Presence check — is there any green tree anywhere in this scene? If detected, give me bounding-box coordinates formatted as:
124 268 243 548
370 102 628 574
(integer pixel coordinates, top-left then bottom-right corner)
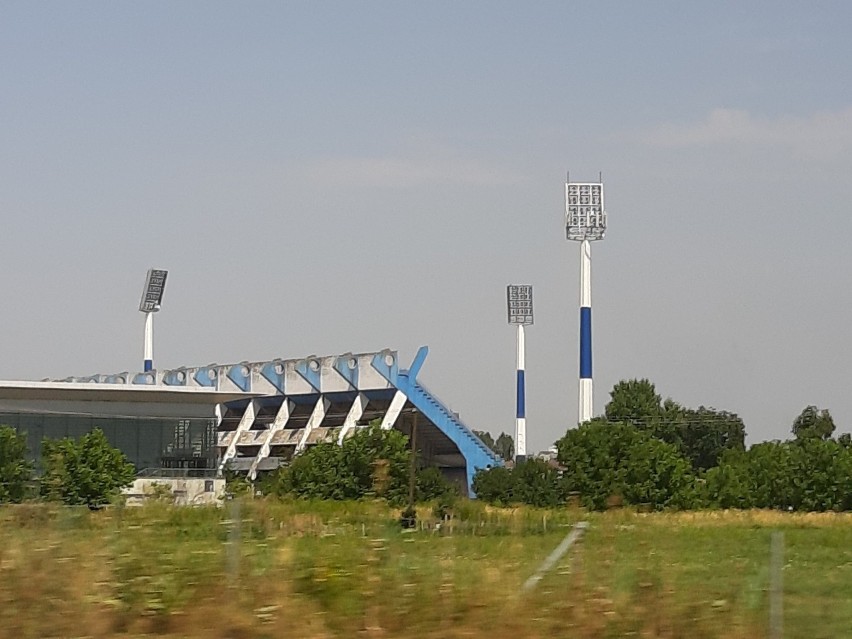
473 430 514 462
705 439 852 512
737 441 795 510
0 425 34 503
621 436 697 509
510 458 565 507
556 419 696 510
40 428 135 507
674 407 746 472
604 379 663 424
494 432 515 462
786 438 852 511
556 418 639 510
792 405 836 441
703 449 753 509
604 381 746 473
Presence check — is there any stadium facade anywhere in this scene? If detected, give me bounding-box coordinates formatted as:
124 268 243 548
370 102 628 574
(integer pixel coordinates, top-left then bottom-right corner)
0 347 501 495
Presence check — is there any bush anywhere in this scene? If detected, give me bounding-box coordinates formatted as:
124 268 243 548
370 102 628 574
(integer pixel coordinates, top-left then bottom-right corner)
705 439 852 511
0 425 34 503
511 459 566 507
40 428 136 507
416 466 458 502
556 419 697 510
472 459 565 508
471 466 515 505
621 436 698 509
264 424 412 504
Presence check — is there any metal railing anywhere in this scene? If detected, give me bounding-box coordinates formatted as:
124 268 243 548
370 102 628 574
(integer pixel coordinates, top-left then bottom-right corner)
136 467 220 478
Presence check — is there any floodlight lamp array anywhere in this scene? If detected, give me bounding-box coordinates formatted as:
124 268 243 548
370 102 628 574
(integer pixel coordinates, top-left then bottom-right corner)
566 182 606 242
139 269 168 313
507 285 534 325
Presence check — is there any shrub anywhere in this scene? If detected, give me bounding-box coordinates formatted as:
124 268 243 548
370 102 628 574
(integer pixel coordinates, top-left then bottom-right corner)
0 425 34 503
556 419 697 510
264 424 412 504
40 428 135 507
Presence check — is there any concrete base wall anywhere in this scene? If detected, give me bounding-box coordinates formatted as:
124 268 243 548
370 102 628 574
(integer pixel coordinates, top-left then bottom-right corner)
124 477 226 506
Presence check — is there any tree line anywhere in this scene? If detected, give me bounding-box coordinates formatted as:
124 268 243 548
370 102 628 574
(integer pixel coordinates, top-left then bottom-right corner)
473 379 852 511
0 421 457 510
3 382 849 512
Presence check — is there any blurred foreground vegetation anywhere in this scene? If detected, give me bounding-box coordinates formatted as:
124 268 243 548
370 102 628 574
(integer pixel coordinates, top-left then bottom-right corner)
0 500 849 639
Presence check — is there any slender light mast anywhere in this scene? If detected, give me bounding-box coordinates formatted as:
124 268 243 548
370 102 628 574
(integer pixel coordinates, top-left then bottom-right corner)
507 284 533 461
139 268 168 372
566 176 607 424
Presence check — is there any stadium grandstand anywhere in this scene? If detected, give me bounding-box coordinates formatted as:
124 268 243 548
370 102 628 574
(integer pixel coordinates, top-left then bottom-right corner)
0 346 501 495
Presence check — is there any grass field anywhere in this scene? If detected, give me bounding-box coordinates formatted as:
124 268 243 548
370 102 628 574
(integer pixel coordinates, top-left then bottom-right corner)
0 501 849 638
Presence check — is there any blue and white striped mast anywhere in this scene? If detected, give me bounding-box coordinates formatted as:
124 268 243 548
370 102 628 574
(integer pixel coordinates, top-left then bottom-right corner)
143 312 154 372
507 285 533 461
139 269 168 373
566 175 606 424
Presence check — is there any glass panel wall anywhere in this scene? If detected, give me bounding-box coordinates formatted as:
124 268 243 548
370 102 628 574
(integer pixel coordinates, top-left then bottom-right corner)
0 412 217 472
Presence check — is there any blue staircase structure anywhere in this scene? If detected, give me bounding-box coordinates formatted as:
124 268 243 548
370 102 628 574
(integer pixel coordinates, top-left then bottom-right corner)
376 347 504 493
209 345 504 496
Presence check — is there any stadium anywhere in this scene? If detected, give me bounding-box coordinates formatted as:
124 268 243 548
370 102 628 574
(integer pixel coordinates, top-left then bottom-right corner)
0 346 501 496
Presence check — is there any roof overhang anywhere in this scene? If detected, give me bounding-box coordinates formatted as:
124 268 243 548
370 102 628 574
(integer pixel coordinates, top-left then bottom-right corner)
0 380 257 405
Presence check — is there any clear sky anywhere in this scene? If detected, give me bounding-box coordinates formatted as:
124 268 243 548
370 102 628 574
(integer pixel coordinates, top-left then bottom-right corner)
2 2 851 450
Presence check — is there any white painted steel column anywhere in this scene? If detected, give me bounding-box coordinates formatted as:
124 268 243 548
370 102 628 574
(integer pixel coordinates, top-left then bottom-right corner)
218 399 258 473
380 390 407 430
143 312 154 372
515 323 527 461
338 393 368 443
249 399 292 480
579 239 593 424
296 396 330 452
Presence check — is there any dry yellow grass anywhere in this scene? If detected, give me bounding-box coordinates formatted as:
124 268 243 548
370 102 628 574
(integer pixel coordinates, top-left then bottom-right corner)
0 501 848 638
639 508 852 528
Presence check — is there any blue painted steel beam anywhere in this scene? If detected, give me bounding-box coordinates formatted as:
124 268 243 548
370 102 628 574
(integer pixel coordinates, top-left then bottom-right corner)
295 359 322 392
516 369 526 418
580 306 592 379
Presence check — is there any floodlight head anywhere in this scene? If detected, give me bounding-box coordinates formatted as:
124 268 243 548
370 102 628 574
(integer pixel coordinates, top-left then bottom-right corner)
566 181 606 242
139 268 168 313
507 284 534 325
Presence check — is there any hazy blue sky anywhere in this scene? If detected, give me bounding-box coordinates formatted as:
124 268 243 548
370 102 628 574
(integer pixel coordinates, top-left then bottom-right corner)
2 2 851 450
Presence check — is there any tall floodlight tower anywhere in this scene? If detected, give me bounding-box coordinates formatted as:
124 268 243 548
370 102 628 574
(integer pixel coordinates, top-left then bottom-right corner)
139 268 168 372
507 284 533 462
566 177 607 424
